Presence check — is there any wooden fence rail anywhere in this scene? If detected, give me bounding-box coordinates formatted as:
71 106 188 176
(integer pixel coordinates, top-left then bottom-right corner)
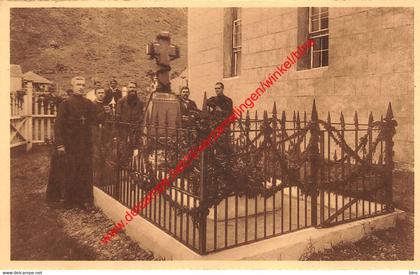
10 82 57 150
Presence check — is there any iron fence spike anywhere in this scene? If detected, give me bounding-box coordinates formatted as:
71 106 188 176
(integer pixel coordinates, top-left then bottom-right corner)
386 102 394 120
202 91 208 113
281 110 286 126
311 99 318 121
340 112 345 128
368 112 374 126
272 101 277 115
354 111 359 127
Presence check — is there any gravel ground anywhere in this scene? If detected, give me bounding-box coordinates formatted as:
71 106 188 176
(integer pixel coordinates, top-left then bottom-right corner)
301 217 414 261
11 146 158 260
59 207 158 260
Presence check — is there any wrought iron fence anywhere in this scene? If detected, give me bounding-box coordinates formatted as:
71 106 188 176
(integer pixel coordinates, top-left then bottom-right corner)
94 100 396 255
96 114 204 253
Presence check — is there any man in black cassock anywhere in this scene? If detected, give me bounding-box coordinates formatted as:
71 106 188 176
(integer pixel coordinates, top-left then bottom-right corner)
46 76 97 209
178 86 199 126
91 87 112 187
207 82 233 120
207 82 234 153
92 87 112 124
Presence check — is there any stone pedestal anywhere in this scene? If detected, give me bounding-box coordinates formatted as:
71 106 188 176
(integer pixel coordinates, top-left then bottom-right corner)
166 181 305 222
147 92 181 133
207 187 305 221
166 183 380 223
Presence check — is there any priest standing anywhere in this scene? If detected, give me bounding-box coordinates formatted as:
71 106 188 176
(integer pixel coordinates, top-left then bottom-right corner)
48 76 97 209
207 82 233 120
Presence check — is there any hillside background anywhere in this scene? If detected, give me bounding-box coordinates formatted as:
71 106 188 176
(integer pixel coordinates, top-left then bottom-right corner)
10 8 188 95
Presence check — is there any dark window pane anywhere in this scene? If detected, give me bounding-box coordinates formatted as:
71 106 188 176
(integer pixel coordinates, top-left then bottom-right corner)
311 14 320 20
232 53 237 76
233 32 238 48
313 37 321 50
311 7 320 15
313 51 321 68
233 7 239 20
311 19 319 32
321 36 328 50
237 51 241 75
321 17 328 29
322 50 328 66
321 7 328 13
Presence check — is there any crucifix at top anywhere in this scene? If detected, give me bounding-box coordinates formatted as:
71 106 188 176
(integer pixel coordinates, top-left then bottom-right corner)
80 114 87 125
146 31 180 93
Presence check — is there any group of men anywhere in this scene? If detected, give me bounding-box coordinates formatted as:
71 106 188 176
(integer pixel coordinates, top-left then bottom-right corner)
46 76 233 210
46 76 145 209
179 82 233 123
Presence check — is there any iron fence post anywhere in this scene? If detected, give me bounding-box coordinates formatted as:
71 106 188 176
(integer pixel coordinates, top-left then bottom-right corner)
384 102 396 211
198 148 208 255
309 100 320 226
113 135 121 200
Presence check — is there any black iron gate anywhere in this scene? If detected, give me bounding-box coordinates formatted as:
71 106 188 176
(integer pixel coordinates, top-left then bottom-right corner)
94 100 396 255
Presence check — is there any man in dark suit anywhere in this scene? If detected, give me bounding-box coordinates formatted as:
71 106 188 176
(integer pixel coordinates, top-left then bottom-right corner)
115 81 145 124
115 81 145 161
178 86 198 126
104 79 122 106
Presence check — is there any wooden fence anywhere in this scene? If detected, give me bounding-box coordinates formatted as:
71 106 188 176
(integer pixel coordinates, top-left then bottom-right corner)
10 82 57 150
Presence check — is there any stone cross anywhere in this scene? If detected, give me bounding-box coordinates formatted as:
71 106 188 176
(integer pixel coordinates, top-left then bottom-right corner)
146 31 180 93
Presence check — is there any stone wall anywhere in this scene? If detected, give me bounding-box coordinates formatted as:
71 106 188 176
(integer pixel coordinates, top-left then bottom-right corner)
188 7 414 171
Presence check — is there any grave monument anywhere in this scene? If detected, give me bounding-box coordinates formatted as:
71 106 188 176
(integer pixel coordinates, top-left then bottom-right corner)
145 31 181 129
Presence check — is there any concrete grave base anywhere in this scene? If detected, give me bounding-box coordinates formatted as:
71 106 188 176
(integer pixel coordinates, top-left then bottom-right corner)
94 186 406 260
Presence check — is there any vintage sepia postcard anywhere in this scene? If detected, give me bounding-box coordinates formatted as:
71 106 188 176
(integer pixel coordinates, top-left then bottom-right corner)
0 0 418 272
